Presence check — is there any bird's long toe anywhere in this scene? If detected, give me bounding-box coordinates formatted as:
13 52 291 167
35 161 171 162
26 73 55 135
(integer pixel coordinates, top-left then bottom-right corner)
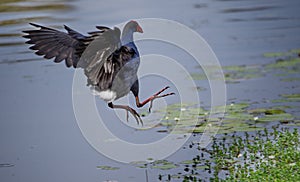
148 90 175 113
127 107 143 125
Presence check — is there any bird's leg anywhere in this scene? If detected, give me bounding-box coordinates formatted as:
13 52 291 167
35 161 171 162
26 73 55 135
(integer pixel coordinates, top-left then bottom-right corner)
135 86 175 112
108 102 143 125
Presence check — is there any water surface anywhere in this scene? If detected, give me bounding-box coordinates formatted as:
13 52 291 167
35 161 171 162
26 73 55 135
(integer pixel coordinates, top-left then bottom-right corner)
0 0 300 181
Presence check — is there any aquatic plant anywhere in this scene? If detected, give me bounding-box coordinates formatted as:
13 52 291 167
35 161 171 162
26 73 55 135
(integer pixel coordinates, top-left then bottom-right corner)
157 126 300 181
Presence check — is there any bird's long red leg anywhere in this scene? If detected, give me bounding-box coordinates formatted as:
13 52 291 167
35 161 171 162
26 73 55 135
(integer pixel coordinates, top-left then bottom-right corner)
108 102 143 125
135 86 175 112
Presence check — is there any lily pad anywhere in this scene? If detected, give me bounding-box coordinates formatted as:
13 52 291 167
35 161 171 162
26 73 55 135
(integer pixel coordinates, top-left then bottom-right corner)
152 160 178 170
190 73 207 80
281 93 300 99
257 113 294 122
265 58 300 69
271 99 293 103
263 52 290 58
263 48 300 58
272 93 300 103
248 108 286 115
286 120 300 126
224 71 263 83
265 109 286 115
222 64 264 83
156 100 296 135
280 77 300 82
225 112 253 120
159 103 208 132
152 164 178 170
180 160 196 165
97 166 120 170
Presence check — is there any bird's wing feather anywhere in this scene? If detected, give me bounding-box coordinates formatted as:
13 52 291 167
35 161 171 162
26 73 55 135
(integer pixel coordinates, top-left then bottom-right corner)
23 23 136 91
97 45 137 90
78 27 124 89
23 23 86 68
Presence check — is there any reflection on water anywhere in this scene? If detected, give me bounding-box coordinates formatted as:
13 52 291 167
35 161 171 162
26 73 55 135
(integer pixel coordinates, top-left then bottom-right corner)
0 0 73 14
221 6 277 13
0 0 74 26
0 0 74 64
227 16 290 22
220 4 291 23
0 163 14 168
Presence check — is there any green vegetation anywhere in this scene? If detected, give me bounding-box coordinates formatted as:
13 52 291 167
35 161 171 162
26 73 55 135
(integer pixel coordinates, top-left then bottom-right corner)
224 128 300 181
152 160 178 170
96 165 120 170
157 100 299 135
191 48 300 84
157 127 300 181
263 48 300 58
151 48 300 181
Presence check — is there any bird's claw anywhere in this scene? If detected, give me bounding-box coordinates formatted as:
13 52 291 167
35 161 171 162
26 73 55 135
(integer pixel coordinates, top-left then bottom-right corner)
126 107 143 125
148 86 175 113
123 86 174 125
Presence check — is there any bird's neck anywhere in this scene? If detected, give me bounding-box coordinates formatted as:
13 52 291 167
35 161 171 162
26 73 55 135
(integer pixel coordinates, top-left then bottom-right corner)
121 31 134 45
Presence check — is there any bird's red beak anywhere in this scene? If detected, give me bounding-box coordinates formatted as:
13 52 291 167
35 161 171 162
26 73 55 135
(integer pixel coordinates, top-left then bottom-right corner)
136 25 143 33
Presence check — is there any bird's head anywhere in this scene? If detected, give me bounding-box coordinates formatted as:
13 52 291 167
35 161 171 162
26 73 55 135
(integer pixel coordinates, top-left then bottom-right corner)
125 20 143 33
121 20 143 45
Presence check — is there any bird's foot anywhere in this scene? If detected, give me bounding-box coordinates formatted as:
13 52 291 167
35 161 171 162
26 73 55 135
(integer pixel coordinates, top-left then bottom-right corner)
149 86 175 112
108 102 143 125
125 106 143 125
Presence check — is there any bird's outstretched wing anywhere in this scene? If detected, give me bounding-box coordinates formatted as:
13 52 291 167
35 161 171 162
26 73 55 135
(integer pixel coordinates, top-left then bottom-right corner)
23 23 132 90
23 23 87 68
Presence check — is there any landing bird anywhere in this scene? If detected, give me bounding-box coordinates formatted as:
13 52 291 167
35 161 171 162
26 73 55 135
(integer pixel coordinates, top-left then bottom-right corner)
23 20 174 125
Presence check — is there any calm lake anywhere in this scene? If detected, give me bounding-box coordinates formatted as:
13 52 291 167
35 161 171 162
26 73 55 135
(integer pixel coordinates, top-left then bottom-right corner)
0 0 300 181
